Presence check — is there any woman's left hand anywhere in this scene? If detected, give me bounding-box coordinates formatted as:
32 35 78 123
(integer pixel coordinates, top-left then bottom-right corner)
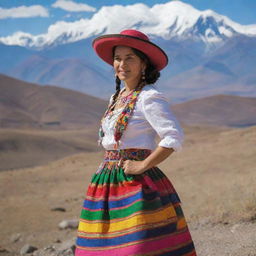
122 160 147 175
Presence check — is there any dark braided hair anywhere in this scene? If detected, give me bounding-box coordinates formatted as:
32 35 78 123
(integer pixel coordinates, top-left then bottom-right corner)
112 75 121 104
111 46 160 107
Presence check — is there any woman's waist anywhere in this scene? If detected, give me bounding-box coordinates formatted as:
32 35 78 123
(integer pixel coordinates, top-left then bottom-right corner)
104 148 152 161
101 138 157 152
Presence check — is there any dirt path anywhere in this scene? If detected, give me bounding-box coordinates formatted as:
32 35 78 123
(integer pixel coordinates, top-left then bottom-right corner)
190 222 256 256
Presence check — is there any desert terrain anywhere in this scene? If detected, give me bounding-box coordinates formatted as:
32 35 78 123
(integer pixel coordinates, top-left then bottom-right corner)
0 124 255 256
1 75 255 255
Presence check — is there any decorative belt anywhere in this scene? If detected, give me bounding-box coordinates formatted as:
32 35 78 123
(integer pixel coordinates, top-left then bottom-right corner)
104 148 152 162
96 148 152 174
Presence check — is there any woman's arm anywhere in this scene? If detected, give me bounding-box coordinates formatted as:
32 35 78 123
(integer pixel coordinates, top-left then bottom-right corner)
123 90 183 175
123 146 174 175
143 146 174 169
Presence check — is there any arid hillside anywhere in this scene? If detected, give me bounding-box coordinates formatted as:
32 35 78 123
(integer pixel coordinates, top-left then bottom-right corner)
174 94 256 127
0 74 107 129
1 74 256 129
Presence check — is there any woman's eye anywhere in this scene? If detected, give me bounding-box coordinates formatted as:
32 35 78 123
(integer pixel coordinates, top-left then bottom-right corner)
114 56 134 62
126 56 134 61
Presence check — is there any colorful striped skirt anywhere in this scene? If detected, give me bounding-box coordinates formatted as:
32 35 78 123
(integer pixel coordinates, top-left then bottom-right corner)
75 148 196 256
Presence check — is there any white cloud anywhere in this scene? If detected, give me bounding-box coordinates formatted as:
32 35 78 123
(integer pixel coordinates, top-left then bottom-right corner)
52 0 96 12
64 14 72 18
0 5 49 19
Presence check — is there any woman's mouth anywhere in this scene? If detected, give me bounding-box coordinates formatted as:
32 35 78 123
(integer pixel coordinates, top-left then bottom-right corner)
118 70 129 74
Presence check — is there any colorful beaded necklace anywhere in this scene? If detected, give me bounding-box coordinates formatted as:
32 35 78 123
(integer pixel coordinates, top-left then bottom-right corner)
98 85 143 150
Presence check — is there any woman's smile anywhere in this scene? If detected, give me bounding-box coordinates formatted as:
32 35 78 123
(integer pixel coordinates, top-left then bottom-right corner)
118 70 130 75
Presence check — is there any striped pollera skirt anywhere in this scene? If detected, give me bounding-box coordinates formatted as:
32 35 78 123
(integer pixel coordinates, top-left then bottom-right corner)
75 148 197 256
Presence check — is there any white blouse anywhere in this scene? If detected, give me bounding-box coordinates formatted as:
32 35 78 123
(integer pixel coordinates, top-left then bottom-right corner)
100 84 184 152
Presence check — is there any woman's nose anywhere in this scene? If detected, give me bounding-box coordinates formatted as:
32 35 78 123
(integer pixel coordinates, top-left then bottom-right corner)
119 60 126 68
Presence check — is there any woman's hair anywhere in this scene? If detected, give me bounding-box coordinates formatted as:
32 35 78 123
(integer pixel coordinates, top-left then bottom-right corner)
111 46 160 104
131 48 160 85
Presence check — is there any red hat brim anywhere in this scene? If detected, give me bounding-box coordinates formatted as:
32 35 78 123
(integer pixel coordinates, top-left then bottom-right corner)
92 34 168 71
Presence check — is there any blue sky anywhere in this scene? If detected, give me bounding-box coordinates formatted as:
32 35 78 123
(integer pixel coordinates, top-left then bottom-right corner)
0 0 255 37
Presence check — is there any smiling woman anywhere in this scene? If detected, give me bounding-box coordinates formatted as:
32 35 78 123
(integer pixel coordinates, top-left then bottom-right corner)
114 46 145 86
74 29 197 256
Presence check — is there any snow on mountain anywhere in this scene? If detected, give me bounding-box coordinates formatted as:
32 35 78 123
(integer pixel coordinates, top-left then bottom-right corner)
143 2 256 43
0 1 255 49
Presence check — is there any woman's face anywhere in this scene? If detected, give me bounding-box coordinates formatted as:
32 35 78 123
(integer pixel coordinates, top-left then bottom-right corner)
113 46 146 84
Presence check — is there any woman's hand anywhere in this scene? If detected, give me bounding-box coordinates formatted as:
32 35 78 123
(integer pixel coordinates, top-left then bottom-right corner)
119 146 174 175
122 160 147 175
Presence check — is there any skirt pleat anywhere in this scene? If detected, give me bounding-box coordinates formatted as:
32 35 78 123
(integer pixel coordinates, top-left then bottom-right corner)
75 149 196 256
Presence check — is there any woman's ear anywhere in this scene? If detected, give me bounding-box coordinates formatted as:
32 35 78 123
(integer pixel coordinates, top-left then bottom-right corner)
143 59 149 71
142 62 146 72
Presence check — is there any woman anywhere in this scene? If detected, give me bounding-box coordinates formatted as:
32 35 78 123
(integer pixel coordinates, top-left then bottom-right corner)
75 29 197 256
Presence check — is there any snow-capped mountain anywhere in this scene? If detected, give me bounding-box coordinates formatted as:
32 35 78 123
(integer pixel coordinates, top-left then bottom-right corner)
1 1 256 50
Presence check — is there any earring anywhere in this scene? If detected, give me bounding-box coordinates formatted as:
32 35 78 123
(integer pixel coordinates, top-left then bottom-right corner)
141 70 145 81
